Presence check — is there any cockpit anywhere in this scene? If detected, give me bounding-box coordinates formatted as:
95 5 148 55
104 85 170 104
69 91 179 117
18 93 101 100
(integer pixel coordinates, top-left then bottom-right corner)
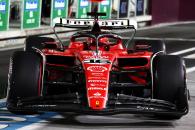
68 31 124 51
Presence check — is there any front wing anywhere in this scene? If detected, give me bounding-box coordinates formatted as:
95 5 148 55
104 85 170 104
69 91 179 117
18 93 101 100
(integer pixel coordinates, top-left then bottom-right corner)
7 93 188 116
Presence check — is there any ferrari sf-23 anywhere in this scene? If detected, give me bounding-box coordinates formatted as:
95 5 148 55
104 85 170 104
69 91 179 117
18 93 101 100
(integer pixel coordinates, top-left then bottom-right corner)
6 12 189 119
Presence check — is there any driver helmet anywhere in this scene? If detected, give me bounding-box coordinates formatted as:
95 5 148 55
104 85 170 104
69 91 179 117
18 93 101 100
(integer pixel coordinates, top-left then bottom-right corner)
99 37 109 44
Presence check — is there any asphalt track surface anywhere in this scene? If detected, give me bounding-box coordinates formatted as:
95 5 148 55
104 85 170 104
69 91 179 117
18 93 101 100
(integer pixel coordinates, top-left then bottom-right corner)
0 23 195 129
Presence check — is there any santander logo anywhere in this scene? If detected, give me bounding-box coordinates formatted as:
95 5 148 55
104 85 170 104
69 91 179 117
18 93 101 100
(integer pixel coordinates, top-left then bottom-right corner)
87 66 108 72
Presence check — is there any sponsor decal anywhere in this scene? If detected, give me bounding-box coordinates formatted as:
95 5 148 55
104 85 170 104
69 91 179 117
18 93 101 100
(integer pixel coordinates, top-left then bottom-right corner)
88 76 106 80
31 105 57 107
91 72 104 76
89 96 105 99
93 92 101 96
88 87 107 90
88 80 107 83
87 66 108 72
90 83 96 86
83 55 109 59
83 51 109 59
90 83 105 87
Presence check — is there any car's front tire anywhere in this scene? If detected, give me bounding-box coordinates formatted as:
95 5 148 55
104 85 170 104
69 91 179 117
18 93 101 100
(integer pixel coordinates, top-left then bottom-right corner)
152 55 188 119
7 51 43 114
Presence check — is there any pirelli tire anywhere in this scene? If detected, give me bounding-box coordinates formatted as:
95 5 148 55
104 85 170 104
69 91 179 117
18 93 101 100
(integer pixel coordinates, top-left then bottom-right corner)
152 55 188 119
134 39 166 54
25 36 55 51
7 51 43 114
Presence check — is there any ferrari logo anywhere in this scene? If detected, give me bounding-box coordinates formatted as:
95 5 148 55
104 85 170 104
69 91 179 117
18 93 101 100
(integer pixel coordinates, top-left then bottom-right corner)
96 101 100 105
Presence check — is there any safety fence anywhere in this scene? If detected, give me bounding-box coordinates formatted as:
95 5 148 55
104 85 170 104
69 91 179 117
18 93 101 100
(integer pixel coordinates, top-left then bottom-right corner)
0 0 151 31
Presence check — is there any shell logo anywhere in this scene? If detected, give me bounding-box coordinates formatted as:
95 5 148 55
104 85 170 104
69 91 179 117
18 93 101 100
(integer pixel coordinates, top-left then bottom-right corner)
87 66 108 72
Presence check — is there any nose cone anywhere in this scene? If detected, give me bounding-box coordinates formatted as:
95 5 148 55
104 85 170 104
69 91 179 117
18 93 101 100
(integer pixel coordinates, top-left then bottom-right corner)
84 64 111 110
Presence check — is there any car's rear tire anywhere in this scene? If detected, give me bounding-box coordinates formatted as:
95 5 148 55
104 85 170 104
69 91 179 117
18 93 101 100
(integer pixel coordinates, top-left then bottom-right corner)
134 39 166 54
7 51 43 114
152 55 188 119
25 36 55 51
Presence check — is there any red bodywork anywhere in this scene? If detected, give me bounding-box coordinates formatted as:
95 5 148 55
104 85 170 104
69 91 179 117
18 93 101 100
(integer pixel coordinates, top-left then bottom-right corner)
42 35 152 110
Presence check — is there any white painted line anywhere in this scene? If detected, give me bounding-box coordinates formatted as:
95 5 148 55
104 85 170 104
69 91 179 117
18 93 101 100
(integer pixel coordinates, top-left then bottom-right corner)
169 47 195 55
138 21 195 31
162 38 195 42
17 123 45 130
187 67 195 73
137 37 195 42
184 53 195 59
0 124 8 129
123 36 195 42
0 116 26 123
169 47 195 73
117 21 195 32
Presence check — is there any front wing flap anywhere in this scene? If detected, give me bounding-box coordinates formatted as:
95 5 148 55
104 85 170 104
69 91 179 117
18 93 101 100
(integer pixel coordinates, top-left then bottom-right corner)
7 94 188 116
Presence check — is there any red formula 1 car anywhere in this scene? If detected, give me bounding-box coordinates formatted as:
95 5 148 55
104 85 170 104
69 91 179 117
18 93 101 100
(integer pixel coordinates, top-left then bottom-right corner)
7 12 189 119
